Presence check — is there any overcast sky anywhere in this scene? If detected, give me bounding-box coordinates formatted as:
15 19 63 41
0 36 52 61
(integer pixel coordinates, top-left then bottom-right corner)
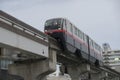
0 0 120 50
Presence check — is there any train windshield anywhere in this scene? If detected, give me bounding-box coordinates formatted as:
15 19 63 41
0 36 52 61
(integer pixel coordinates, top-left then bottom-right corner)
45 19 62 30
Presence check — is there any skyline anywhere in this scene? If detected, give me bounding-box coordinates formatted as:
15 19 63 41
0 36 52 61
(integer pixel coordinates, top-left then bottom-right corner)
0 0 120 49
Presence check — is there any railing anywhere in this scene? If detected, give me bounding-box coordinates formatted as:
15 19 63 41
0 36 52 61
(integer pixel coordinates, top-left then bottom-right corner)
0 14 48 42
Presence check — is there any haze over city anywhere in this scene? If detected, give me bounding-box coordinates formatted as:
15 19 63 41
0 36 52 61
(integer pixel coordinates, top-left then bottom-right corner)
0 0 120 49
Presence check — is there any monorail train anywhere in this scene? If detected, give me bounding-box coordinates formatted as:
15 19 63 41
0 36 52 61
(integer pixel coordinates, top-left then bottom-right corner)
44 18 103 66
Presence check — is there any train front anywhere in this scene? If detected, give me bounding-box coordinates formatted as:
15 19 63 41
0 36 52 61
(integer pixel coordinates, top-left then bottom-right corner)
44 18 64 37
44 18 66 50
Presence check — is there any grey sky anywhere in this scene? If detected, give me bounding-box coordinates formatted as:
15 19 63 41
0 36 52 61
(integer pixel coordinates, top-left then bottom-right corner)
0 0 120 49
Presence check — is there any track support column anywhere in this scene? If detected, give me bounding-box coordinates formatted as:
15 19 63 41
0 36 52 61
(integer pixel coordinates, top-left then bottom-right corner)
8 48 57 80
66 63 90 80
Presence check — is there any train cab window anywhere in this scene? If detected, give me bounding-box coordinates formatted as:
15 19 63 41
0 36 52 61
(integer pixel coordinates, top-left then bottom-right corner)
45 19 62 30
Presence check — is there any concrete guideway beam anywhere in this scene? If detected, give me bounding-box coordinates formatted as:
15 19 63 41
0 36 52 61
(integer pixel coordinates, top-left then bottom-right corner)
0 11 49 59
0 24 48 58
8 48 57 80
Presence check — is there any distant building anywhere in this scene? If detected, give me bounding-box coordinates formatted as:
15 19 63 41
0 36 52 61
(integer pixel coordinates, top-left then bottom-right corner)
102 43 111 52
103 50 120 72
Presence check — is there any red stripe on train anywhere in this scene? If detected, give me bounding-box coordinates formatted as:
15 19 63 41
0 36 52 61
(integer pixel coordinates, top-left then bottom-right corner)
45 29 101 55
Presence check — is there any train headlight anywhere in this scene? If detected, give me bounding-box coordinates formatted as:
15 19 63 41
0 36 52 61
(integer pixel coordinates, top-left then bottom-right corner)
45 30 47 32
58 28 61 30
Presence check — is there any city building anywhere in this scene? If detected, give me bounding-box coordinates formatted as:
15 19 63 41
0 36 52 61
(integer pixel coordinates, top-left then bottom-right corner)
103 49 120 72
102 43 120 72
102 43 111 52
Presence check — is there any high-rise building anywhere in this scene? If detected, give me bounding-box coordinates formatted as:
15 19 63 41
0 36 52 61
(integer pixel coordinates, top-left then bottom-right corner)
103 50 120 72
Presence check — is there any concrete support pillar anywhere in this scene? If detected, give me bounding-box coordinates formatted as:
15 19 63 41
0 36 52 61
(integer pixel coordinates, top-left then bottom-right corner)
91 73 101 80
100 72 109 80
66 63 90 80
8 48 57 80
67 65 80 80
91 71 109 80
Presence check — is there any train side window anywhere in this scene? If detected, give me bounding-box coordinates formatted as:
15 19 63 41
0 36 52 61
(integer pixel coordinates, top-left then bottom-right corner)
81 32 83 40
89 39 91 47
96 45 98 51
84 34 86 42
77 29 79 36
98 46 100 52
63 19 67 30
96 45 97 51
67 22 72 33
91 40 94 48
91 41 93 48
94 44 96 50
63 19 65 29
91 40 92 47
95 43 97 51
73 27 75 35
78 30 80 38
89 39 93 47
94 43 96 49
84 35 87 43
0 48 1 56
70 23 73 33
66 21 70 32
97 45 99 51
77 29 79 37
83 33 85 41
93 42 94 49
74 27 77 36
90 40 93 48
79 31 82 39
